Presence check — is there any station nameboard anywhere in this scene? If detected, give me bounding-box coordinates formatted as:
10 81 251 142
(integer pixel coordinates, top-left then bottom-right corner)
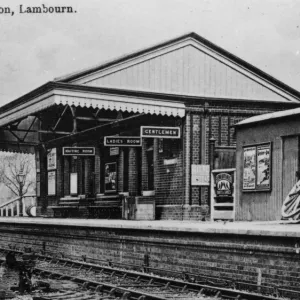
104 136 142 147
140 126 181 139
63 147 95 156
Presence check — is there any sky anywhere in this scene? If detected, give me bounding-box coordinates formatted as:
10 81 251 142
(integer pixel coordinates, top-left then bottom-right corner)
0 0 300 106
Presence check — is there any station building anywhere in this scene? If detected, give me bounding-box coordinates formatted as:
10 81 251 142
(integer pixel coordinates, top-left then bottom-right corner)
0 32 300 220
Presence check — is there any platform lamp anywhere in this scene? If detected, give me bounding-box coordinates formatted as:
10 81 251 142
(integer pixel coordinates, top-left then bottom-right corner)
17 169 25 217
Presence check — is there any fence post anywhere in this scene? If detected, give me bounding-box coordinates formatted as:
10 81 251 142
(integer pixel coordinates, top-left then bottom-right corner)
16 199 20 216
22 197 26 216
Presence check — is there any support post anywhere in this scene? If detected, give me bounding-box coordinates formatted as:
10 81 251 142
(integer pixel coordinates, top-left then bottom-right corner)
208 138 216 213
209 138 216 171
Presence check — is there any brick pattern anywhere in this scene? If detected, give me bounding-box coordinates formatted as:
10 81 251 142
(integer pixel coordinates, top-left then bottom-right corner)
154 138 184 206
63 157 70 196
94 148 101 194
117 149 124 193
128 148 138 196
141 139 149 191
2 223 299 297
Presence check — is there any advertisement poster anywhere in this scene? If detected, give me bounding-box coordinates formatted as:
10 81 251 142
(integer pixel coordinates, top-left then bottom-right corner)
70 173 78 195
243 147 256 190
257 144 271 189
105 162 117 192
47 148 57 170
48 171 56 196
216 172 233 196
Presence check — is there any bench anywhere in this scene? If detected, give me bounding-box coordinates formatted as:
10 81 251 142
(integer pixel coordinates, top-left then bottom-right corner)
48 197 81 218
87 194 123 219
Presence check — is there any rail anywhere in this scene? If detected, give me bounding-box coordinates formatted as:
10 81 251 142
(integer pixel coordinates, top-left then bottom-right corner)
0 194 36 217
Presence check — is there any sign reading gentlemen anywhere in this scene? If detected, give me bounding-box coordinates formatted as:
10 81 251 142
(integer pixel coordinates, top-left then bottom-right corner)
141 126 181 139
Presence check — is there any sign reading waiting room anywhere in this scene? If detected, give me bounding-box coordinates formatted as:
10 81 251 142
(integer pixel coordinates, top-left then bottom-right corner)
140 126 181 139
63 147 95 156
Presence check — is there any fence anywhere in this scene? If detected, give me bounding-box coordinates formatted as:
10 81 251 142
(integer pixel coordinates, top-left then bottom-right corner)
0 194 36 217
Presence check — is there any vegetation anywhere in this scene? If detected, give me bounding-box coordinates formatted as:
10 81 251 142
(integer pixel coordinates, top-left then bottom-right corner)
0 153 36 200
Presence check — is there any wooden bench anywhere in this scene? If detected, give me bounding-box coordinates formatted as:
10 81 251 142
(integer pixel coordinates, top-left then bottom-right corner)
87 194 123 219
48 197 81 218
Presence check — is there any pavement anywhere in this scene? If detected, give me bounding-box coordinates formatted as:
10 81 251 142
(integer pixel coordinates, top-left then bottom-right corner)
0 217 300 237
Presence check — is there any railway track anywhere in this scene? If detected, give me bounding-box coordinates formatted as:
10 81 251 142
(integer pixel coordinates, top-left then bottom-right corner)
0 247 297 300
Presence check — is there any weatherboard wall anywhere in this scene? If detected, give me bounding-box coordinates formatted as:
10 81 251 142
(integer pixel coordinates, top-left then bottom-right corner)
236 116 300 221
74 44 289 103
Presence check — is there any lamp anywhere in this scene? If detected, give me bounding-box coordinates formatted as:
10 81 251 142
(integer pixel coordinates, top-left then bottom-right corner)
17 171 25 185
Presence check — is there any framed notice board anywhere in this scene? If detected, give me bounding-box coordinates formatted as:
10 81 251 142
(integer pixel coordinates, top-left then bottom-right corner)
243 143 271 191
105 162 117 193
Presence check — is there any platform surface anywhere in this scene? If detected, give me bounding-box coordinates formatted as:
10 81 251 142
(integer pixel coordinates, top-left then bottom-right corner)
0 217 300 237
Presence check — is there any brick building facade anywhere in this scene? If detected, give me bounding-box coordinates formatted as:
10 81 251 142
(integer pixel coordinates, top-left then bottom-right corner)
0 32 300 220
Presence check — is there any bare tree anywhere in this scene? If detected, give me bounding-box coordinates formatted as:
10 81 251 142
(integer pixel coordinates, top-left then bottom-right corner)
0 153 36 198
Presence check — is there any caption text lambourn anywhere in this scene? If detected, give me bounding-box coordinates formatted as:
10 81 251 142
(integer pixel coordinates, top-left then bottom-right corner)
0 5 77 16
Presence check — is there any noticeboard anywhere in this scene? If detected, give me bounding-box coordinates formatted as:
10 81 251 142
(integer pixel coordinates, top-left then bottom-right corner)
140 126 181 139
47 148 57 170
191 164 210 186
47 171 56 196
70 173 78 195
243 143 271 191
105 162 117 193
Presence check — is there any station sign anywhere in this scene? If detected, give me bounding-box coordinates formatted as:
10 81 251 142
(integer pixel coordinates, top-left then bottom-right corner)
140 126 181 139
63 147 95 156
104 136 142 147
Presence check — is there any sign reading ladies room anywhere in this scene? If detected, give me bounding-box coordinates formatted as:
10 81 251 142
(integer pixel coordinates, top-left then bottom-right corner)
104 136 142 147
140 126 181 139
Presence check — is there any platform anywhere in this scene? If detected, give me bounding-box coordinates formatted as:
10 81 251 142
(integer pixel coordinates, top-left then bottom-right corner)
0 217 299 238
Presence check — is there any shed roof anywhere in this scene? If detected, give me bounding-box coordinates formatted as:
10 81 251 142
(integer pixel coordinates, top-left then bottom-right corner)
236 107 300 127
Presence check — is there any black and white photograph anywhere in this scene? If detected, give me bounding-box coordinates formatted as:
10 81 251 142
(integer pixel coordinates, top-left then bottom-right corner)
0 0 300 299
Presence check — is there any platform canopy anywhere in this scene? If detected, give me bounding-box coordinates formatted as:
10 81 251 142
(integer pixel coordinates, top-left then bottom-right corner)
0 82 186 153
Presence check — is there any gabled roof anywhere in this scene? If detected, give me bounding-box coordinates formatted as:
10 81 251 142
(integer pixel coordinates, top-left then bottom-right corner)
55 32 300 101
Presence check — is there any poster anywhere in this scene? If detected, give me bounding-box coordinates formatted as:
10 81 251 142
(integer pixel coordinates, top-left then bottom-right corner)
191 164 210 186
70 173 78 195
48 171 56 196
216 172 233 196
243 147 256 190
257 144 271 189
47 148 57 170
105 162 117 192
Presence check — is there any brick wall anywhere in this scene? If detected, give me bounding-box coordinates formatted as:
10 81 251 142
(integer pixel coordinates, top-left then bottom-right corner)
1 222 299 297
128 148 138 196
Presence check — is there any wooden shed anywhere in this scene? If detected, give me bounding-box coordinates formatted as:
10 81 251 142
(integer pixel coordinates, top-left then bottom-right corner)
235 108 300 221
